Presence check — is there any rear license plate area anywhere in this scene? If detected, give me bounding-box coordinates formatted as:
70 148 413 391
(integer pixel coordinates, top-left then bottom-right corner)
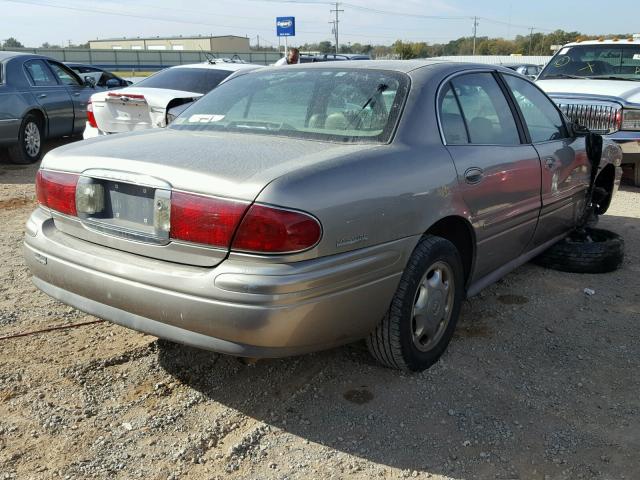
78 178 170 244
104 181 155 232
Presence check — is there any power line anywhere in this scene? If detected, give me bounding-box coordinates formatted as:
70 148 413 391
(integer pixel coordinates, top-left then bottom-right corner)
1 0 276 32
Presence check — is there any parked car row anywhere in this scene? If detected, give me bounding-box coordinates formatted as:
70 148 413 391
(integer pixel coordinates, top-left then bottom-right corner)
24 59 622 371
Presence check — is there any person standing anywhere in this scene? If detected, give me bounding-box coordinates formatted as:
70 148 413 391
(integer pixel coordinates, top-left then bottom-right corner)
275 48 300 66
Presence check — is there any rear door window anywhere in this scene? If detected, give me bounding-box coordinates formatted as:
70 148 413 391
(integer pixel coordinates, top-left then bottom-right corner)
438 83 469 144
24 60 58 86
502 74 568 142
450 73 520 145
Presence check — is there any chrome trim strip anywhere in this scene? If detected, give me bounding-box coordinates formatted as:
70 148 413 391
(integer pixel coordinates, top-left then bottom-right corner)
80 169 172 190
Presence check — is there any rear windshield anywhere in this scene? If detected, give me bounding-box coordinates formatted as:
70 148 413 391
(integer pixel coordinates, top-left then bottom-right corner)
170 68 409 143
539 44 640 81
135 67 232 94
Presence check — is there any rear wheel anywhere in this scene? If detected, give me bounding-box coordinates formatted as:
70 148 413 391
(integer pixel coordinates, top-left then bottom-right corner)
367 236 464 371
8 114 44 165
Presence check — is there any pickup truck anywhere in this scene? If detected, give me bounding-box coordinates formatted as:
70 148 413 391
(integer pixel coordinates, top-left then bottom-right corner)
536 38 640 186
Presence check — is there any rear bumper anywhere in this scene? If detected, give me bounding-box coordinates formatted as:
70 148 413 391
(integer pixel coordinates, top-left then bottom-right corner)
24 208 413 357
82 122 105 139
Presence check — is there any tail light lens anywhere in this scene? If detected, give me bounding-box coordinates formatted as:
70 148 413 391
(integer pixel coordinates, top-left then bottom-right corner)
232 204 322 253
35 170 78 216
86 100 98 129
170 191 248 248
169 192 322 254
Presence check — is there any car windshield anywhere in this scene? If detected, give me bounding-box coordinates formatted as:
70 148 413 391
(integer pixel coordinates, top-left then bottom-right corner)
135 67 233 94
538 44 640 81
169 68 409 144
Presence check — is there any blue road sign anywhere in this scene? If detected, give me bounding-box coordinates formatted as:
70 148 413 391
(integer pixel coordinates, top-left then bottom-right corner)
276 17 295 37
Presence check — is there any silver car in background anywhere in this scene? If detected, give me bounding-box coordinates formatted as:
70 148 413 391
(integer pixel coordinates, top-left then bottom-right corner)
24 61 621 371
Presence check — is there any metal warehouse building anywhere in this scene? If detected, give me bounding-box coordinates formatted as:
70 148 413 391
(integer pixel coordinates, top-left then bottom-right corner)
89 35 250 53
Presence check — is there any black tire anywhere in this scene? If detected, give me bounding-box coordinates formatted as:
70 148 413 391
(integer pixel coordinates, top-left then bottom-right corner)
533 227 624 274
8 114 44 165
367 235 464 372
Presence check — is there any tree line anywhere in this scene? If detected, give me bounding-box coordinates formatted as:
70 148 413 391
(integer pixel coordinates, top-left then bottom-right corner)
2 30 635 57
296 30 636 58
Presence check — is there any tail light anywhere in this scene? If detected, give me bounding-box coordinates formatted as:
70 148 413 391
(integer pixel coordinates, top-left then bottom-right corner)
86 100 97 129
170 192 248 248
36 170 78 216
170 191 322 253
232 204 322 253
35 173 322 255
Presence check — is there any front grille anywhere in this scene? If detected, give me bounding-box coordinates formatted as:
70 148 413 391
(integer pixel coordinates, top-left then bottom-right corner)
556 102 621 134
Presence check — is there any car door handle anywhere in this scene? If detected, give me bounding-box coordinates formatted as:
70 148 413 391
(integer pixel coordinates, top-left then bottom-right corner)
464 167 484 184
38 94 47 99
73 92 81 97
544 156 556 169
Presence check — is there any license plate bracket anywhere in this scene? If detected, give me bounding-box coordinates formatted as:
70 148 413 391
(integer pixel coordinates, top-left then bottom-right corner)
76 172 172 244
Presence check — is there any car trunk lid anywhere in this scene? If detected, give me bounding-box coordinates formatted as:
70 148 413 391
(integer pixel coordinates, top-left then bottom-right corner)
91 87 202 133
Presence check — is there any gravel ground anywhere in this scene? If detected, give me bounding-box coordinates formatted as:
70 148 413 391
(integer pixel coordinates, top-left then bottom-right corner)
1 146 639 479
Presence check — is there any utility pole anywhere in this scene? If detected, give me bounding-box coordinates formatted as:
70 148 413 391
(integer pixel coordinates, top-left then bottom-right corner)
330 2 344 54
257 34 260 50
528 27 534 55
472 16 478 55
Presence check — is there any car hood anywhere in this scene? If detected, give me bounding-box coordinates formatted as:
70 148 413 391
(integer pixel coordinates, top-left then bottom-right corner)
90 87 203 108
537 79 640 106
41 129 379 201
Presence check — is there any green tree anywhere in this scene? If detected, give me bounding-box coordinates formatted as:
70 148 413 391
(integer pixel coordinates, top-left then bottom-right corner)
393 40 416 60
318 41 334 54
3 37 24 48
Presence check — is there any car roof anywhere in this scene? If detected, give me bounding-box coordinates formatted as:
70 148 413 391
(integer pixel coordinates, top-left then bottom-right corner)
261 59 519 74
564 39 640 46
264 59 449 73
0 51 26 61
172 62 262 72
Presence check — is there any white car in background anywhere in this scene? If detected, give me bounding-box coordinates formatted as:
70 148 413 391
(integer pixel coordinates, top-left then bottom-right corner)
84 59 261 138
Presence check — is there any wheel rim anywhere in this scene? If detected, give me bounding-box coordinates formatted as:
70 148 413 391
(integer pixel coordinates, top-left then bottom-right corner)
411 261 455 352
24 121 41 158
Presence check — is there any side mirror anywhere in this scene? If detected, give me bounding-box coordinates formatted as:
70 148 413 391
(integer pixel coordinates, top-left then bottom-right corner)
570 122 590 137
83 76 96 88
106 78 121 88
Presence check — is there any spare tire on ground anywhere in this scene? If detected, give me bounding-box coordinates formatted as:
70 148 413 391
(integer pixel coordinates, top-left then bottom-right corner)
533 227 624 274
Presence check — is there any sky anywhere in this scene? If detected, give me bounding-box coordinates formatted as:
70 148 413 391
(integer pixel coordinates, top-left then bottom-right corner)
1 0 639 48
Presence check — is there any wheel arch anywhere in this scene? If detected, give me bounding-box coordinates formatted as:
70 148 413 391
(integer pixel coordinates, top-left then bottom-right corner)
21 108 47 138
424 215 476 287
